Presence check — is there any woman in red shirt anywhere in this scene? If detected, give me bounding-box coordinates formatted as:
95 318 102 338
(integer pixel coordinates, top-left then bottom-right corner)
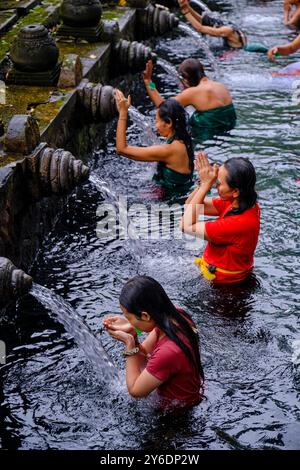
180 152 260 284
103 276 204 409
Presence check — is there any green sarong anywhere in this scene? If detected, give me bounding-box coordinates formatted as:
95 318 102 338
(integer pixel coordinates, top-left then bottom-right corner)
189 103 237 143
153 163 193 191
243 43 268 53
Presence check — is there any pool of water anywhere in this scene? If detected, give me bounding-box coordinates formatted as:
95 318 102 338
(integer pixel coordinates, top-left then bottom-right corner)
1 0 300 450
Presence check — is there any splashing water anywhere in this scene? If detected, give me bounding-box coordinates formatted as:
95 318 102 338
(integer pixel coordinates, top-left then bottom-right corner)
128 106 161 146
157 58 182 85
292 340 300 366
178 22 220 79
31 283 119 382
89 173 146 264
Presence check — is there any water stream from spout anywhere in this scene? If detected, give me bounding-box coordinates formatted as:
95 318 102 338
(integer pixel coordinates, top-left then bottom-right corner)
89 173 146 265
156 58 182 85
178 22 220 79
128 106 161 146
31 283 119 383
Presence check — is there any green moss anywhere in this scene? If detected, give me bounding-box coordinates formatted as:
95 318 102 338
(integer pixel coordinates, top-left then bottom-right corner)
0 1 61 63
0 153 24 168
57 40 102 60
32 95 68 130
0 84 70 132
102 7 129 21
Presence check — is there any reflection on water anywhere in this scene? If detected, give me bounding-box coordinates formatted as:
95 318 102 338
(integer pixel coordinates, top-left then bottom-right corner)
1 0 300 450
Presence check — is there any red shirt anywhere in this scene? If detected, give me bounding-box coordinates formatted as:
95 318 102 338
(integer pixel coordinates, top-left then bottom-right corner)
203 198 260 283
146 328 202 408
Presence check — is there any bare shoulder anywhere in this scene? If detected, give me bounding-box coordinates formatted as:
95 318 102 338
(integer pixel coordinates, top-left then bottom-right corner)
175 87 197 106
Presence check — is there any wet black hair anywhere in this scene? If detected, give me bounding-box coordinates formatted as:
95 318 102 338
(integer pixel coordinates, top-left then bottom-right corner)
201 10 224 28
224 157 257 216
119 275 204 381
201 11 246 47
158 99 194 173
178 58 206 88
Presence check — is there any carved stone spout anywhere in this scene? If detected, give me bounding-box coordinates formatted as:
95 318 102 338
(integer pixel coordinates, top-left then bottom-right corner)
112 39 157 75
137 4 179 39
77 79 117 121
37 146 90 195
0 257 32 307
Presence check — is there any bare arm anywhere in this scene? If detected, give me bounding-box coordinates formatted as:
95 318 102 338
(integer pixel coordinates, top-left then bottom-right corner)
287 8 300 26
115 88 173 162
140 329 159 354
180 183 211 239
268 33 300 59
185 187 219 216
191 21 234 38
284 0 292 24
179 0 204 23
143 60 164 108
119 335 163 398
144 83 165 108
180 152 219 239
174 88 195 107
116 118 174 162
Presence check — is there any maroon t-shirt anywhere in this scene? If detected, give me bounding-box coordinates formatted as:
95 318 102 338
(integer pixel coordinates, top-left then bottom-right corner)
146 328 202 408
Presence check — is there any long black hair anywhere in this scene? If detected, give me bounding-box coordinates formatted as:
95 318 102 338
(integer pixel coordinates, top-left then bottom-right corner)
119 275 204 381
178 58 206 87
224 157 257 216
158 99 194 173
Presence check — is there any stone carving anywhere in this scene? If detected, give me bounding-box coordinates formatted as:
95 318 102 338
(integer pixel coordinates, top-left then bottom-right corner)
10 24 59 73
60 0 102 27
58 0 104 42
57 54 83 88
102 19 120 43
0 257 32 307
77 79 117 121
37 145 90 195
4 115 41 155
112 39 157 74
136 3 179 39
7 24 61 86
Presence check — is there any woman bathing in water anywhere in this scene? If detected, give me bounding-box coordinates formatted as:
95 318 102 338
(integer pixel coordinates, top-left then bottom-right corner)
180 152 260 284
143 58 236 143
103 276 204 409
114 89 194 193
178 0 269 52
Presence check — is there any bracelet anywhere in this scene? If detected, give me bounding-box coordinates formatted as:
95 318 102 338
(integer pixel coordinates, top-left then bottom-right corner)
147 81 156 90
118 116 127 120
123 346 139 357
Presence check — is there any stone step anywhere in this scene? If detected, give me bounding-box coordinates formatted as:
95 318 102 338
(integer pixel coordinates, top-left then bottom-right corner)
0 10 18 36
0 1 41 15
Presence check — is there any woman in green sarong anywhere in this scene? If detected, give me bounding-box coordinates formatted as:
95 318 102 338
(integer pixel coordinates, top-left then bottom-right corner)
179 0 269 53
143 58 237 144
114 89 194 193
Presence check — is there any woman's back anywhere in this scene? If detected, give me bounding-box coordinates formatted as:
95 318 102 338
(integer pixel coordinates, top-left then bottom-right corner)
191 79 233 111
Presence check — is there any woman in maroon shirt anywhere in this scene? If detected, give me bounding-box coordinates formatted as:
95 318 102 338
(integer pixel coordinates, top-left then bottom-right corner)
103 276 204 409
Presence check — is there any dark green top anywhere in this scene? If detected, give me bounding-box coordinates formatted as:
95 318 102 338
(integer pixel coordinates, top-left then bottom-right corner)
152 135 193 191
189 103 237 143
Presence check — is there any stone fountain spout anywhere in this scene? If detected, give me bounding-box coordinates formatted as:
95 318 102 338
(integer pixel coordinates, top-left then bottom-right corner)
0 257 32 308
